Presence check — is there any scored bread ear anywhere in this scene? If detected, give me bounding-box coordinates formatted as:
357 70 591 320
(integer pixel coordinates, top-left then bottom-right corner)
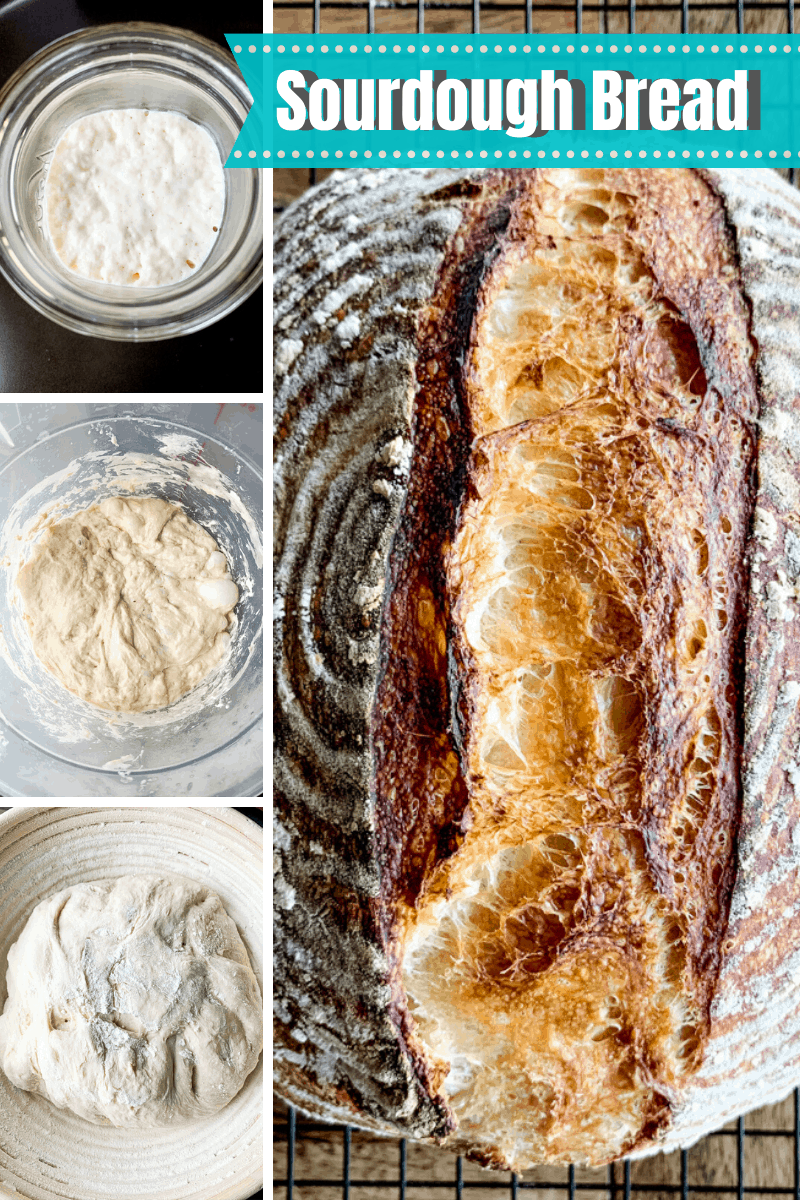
274 167 800 1170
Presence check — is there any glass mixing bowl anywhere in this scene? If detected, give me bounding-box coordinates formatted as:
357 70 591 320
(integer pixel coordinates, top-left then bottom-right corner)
0 23 262 341
0 410 263 797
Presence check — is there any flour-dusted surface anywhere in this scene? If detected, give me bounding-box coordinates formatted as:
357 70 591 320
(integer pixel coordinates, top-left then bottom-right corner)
44 109 224 288
0 809 263 1200
273 168 468 1144
16 496 238 713
0 875 263 1127
651 168 800 1156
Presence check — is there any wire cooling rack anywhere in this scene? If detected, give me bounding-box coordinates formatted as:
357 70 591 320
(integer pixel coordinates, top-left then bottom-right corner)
273 1089 800 1196
272 0 797 37
273 1093 800 1198
272 0 799 1193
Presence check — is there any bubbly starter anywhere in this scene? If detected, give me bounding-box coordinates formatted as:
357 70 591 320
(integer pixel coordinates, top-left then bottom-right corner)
44 109 225 288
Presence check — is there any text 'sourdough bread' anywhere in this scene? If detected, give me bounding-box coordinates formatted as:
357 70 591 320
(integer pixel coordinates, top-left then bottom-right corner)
0 876 263 1125
273 168 800 1169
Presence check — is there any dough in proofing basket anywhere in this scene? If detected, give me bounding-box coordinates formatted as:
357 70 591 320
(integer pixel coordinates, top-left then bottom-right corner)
0 875 263 1125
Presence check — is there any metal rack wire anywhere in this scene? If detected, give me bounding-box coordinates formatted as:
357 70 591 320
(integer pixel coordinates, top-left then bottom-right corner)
273 0 797 34
273 0 800 1193
273 1092 800 1197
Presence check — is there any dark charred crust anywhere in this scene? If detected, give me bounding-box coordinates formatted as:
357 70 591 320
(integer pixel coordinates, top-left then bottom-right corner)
274 169 494 1144
623 1091 673 1158
427 178 488 202
371 172 526 920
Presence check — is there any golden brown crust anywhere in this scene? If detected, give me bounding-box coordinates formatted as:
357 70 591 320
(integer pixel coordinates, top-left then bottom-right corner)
371 172 527 1124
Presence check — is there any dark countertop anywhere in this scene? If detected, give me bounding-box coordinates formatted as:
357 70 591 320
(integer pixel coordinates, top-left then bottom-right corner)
0 0 263 393
234 807 263 825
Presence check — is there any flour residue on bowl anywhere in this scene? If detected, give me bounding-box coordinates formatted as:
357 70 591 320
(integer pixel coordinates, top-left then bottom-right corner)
157 432 203 459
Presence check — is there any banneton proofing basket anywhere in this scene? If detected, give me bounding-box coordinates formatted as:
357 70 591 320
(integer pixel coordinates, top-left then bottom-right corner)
0 413 263 798
0 23 262 341
0 806 263 1200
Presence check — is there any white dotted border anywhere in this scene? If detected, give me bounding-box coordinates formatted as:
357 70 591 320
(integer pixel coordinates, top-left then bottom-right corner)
268 148 798 160
269 40 799 55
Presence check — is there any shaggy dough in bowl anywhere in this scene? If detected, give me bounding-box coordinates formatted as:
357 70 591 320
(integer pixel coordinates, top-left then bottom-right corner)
16 495 239 712
0 875 263 1126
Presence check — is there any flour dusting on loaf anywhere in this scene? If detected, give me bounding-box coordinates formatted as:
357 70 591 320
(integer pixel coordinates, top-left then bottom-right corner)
273 167 800 1168
274 170 465 1140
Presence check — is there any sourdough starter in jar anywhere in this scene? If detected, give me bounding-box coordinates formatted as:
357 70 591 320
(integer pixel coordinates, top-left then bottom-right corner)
44 109 225 288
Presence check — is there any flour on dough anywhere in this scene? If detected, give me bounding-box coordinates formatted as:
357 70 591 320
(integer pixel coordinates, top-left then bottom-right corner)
16 496 238 712
0 876 263 1126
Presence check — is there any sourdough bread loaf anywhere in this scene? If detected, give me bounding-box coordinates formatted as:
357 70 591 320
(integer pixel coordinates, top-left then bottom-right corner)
273 168 800 1169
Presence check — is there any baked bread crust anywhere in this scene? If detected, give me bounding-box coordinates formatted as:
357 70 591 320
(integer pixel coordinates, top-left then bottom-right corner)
273 168 800 1167
663 167 800 1154
274 170 466 1140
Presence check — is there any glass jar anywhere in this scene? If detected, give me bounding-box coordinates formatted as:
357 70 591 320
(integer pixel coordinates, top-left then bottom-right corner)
0 23 262 341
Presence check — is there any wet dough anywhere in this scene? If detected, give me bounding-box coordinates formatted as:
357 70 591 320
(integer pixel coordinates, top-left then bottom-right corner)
16 496 238 712
0 876 263 1126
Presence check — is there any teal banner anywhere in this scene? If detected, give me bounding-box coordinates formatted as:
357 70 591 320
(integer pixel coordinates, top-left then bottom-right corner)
228 33 800 167
225 36 266 166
